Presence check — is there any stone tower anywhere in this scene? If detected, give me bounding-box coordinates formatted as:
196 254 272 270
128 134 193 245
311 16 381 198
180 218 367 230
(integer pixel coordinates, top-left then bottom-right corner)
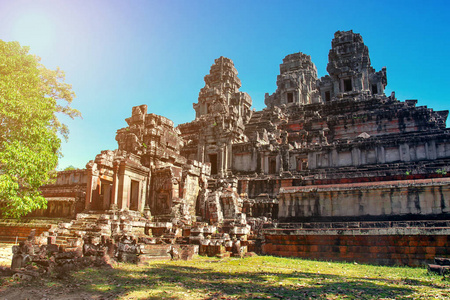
265 52 319 108
193 56 252 121
179 57 252 176
318 30 387 101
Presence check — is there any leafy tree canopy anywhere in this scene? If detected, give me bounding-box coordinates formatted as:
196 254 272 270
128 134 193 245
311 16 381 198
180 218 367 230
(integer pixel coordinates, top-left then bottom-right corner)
0 40 80 218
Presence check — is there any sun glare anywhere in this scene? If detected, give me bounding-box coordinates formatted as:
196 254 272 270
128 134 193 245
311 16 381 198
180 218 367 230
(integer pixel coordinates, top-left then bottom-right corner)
11 11 56 55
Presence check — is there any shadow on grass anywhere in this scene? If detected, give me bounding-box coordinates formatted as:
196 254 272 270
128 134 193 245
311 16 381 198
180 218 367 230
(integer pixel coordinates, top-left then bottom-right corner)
1 257 446 300
73 262 426 299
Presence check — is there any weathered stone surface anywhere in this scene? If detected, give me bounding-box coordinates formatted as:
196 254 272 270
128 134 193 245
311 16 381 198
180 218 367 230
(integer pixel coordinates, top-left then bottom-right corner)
278 178 450 221
265 52 319 108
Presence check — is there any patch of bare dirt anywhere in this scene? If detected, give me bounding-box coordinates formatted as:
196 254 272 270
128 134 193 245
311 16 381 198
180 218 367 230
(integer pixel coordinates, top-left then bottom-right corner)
0 244 13 267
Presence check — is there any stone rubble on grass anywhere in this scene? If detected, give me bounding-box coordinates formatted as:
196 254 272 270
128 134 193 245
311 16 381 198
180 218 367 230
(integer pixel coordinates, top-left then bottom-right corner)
9 207 264 279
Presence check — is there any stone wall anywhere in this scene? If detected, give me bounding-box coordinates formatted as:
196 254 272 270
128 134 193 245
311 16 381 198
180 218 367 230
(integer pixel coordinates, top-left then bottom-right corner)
29 198 78 218
262 225 450 267
0 225 52 243
308 134 450 170
278 178 450 221
39 169 87 218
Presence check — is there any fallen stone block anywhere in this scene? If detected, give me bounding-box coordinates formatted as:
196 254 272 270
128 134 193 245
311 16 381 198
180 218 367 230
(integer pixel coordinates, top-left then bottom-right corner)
137 254 171 264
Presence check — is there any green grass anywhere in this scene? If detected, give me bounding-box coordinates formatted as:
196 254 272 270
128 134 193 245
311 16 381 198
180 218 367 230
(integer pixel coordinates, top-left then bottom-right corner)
1 256 449 299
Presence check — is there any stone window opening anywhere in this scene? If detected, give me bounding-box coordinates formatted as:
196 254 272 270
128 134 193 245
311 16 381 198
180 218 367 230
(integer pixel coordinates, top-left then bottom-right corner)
343 78 352 92
296 157 308 171
301 160 308 171
287 92 294 103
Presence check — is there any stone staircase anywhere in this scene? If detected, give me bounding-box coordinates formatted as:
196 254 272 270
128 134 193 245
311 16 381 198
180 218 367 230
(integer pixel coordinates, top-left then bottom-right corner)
428 257 450 277
207 178 217 190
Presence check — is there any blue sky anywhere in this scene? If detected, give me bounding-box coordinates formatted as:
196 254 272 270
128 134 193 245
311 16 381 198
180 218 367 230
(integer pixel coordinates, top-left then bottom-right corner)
0 0 449 169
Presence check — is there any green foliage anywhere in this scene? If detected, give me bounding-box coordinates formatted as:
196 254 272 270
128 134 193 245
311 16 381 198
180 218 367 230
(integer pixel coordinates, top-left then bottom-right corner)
0 40 80 218
63 165 78 171
436 169 447 175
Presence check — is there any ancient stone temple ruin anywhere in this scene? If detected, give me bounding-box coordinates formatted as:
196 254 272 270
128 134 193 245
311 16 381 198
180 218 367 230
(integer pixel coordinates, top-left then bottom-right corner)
12 30 450 273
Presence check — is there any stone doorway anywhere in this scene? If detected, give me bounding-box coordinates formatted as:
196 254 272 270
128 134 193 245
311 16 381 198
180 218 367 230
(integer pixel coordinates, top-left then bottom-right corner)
269 157 277 174
130 180 139 211
209 153 218 175
100 182 112 210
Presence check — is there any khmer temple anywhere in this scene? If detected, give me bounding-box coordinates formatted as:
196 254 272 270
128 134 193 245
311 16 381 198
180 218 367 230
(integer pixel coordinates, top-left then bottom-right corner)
12 30 449 269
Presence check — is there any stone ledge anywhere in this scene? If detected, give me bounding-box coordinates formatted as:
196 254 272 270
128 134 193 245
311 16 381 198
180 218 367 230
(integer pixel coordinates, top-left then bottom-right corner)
263 227 450 236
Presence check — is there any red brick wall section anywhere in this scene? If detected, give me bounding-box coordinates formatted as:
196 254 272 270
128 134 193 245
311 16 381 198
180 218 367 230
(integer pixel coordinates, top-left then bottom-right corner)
0 225 51 243
262 234 450 267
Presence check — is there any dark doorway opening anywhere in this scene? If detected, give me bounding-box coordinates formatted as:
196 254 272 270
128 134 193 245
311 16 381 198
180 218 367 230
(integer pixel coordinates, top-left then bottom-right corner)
269 157 277 174
209 153 218 175
287 92 294 103
325 91 331 102
343 79 352 92
372 84 378 95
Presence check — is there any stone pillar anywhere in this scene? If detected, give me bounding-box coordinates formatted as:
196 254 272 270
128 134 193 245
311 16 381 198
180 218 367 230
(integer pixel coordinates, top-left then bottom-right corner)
333 79 340 95
308 152 317 169
117 161 129 210
377 146 386 163
331 149 338 167
427 141 437 160
351 148 361 166
277 153 282 173
355 74 364 92
219 144 225 177
85 162 99 211
111 161 119 209
198 143 205 163
139 177 147 212
227 140 233 174
261 153 266 174
399 144 411 162
145 169 152 208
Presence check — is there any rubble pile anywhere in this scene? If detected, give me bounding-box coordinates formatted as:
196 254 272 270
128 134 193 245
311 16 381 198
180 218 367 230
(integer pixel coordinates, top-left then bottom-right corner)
10 230 110 280
10 205 268 279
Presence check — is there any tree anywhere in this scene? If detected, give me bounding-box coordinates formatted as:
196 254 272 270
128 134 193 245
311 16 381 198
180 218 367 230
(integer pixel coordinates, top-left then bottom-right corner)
0 40 80 218
63 165 78 171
